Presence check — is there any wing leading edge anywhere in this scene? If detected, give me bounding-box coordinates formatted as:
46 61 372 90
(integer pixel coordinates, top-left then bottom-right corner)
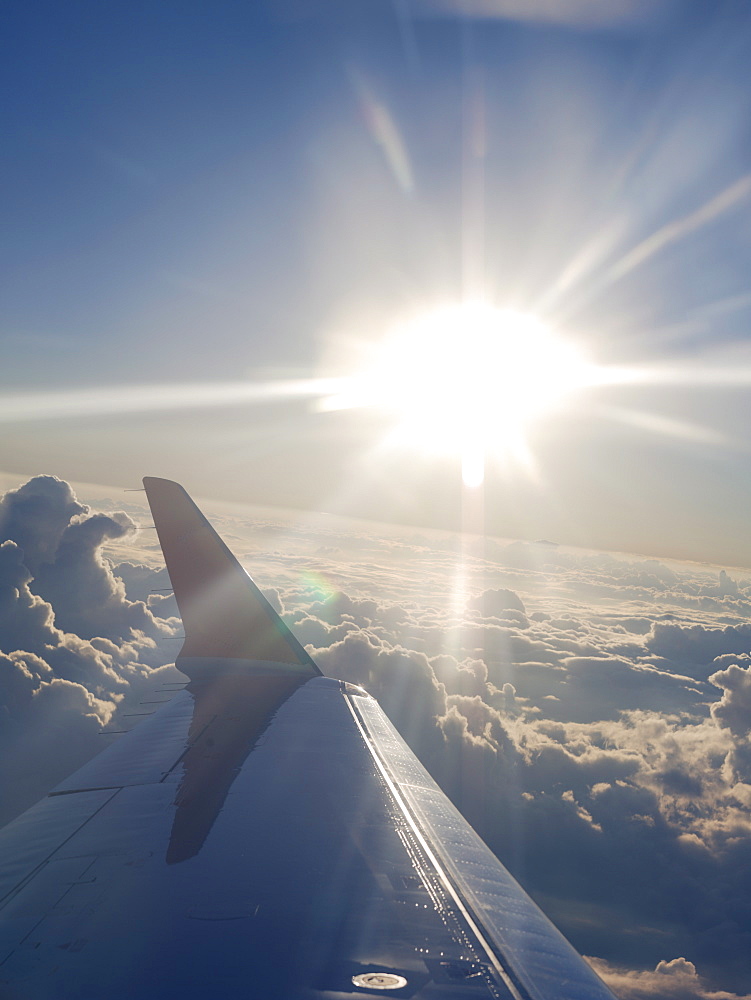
0 478 617 1000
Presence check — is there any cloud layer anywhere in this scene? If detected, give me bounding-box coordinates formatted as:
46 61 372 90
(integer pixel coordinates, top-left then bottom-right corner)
2 476 751 997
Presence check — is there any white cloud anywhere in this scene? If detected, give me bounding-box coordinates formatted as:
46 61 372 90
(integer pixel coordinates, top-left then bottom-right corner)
587 956 751 1000
709 663 751 784
0 477 182 824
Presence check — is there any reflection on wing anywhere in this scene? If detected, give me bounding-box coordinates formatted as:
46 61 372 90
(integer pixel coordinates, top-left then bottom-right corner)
145 476 320 864
0 478 616 999
143 476 319 671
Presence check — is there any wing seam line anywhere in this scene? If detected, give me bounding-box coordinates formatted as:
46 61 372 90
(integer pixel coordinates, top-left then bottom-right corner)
343 692 525 1000
0 789 121 910
159 714 217 782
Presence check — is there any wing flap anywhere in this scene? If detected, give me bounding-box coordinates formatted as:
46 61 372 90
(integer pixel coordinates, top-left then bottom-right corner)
0 790 118 909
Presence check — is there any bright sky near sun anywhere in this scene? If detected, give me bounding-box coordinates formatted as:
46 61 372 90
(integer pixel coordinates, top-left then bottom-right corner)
319 303 604 487
4 0 751 565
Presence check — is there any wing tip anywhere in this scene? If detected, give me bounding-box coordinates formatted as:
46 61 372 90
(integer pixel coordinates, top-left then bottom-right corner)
142 476 189 497
143 475 321 678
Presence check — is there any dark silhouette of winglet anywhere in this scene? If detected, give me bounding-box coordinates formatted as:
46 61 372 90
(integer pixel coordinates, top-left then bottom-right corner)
143 477 320 675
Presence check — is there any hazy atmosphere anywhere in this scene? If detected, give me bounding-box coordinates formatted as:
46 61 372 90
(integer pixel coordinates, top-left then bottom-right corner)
4 1 751 562
4 1 751 997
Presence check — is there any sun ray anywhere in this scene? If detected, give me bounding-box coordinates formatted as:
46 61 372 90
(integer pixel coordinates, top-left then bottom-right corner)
0 378 344 423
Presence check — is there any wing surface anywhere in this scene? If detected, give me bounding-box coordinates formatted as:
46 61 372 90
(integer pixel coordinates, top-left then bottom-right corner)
0 478 616 1000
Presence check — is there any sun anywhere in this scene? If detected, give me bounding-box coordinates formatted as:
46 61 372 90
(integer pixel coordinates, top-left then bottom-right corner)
329 302 597 487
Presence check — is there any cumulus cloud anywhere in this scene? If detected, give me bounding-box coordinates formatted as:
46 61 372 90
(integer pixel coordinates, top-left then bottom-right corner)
467 587 528 624
587 956 751 1000
0 476 175 643
649 623 751 672
0 475 87 574
709 663 751 785
0 476 180 824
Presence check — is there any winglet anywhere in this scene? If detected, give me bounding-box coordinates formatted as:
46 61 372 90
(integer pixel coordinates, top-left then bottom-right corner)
143 477 320 677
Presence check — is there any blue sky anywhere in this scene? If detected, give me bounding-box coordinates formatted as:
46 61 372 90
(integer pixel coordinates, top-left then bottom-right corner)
4 0 751 564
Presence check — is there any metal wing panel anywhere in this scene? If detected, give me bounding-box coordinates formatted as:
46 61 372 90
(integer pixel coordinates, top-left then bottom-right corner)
0 790 119 909
49 690 197 792
0 677 526 998
349 693 616 1000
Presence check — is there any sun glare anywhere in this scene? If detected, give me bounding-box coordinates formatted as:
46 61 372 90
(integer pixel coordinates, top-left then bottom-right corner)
330 303 597 486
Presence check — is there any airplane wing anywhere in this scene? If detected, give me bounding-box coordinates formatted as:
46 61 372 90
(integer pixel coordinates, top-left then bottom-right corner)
0 478 617 999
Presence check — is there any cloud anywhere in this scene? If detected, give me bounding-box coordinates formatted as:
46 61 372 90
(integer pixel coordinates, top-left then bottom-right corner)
0 477 181 825
709 663 751 784
467 587 527 617
587 956 751 1000
550 655 708 722
32 512 166 642
648 623 751 670
0 475 87 574
0 476 171 643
